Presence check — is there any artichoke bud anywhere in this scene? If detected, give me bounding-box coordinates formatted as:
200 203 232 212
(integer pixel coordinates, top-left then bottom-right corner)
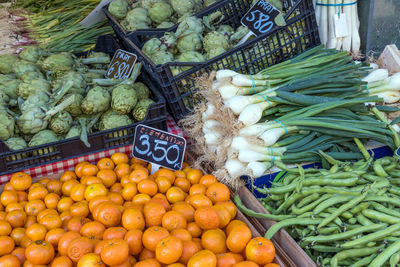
142 38 168 58
99 113 132 131
160 32 177 49
177 33 203 53
13 60 41 78
175 16 204 38
133 99 155 121
111 84 138 114
17 107 47 135
157 21 175 28
42 52 75 73
150 51 174 65
170 0 196 16
20 71 45 82
20 91 50 113
19 46 45 63
132 82 151 100
0 79 20 101
81 86 111 115
108 0 129 20
50 111 73 135
149 2 173 24
140 0 166 9
18 78 51 100
28 130 58 147
0 111 15 141
63 93 83 117
126 8 152 25
0 54 18 74
203 31 230 53
5 137 27 151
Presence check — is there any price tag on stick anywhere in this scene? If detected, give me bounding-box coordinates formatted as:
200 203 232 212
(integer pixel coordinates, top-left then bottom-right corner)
132 125 186 172
105 49 137 80
241 0 285 37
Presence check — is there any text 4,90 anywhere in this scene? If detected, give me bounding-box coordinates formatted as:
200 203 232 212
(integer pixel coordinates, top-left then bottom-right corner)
135 135 181 167
245 10 274 33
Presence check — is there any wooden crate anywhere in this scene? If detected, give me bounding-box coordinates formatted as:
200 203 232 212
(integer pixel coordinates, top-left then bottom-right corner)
238 186 317 267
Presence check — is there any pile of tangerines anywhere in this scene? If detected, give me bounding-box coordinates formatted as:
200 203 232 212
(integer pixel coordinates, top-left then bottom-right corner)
0 152 277 267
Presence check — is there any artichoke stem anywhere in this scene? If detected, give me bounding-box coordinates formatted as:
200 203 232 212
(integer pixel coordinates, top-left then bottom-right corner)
78 118 91 148
88 69 106 75
45 95 76 119
81 56 110 65
87 113 102 131
50 80 74 107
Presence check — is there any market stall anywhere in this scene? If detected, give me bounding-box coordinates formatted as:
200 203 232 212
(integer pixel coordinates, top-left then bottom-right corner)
1 0 400 266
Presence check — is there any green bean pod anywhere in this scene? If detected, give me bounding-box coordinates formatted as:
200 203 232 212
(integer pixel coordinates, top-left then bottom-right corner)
312 195 354 215
297 193 319 208
331 246 384 267
362 209 400 224
291 194 332 215
350 202 370 214
370 239 400 267
356 214 374 226
264 218 323 239
374 160 389 177
390 251 400 267
342 223 400 248
371 201 400 218
352 254 377 267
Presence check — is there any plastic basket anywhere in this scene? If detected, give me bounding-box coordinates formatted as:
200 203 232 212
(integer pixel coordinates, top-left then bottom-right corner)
0 35 167 176
124 0 320 120
102 0 225 43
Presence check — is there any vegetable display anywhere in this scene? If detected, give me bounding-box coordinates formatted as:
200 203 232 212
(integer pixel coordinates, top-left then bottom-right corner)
0 48 156 151
107 0 218 32
235 142 400 266
0 152 278 266
181 45 400 184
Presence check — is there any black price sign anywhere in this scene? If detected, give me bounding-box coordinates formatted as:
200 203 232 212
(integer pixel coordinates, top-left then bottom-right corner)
241 0 282 36
132 125 186 171
105 49 137 80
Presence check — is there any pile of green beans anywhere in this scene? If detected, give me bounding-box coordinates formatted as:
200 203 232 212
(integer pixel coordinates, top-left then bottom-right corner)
235 155 400 267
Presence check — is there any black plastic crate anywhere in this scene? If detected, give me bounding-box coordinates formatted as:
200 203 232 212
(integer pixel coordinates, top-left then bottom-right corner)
124 0 320 120
0 35 167 176
102 0 225 45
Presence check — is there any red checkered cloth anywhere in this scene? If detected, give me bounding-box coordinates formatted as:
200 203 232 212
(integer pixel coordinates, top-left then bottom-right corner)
0 115 188 184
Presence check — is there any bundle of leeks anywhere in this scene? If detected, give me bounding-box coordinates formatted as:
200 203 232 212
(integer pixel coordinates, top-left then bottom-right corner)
187 45 400 182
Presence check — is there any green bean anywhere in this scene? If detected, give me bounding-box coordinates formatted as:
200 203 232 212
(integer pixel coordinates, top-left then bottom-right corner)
348 217 357 224
282 174 298 185
269 194 284 201
350 202 370 214
365 194 400 207
390 251 400 267
388 171 400 178
319 212 343 226
342 223 400 248
388 178 400 186
309 245 343 253
264 218 323 239
318 192 367 228
356 214 374 226
339 210 353 219
303 177 359 186
233 196 294 221
331 246 384 267
370 239 400 267
323 171 364 179
313 195 354 215
385 163 398 172
374 160 389 177
352 254 377 267
329 164 339 173
361 173 383 182
389 185 400 196
317 226 340 235
301 223 386 243
301 186 361 196
266 183 298 194
362 209 400 224
371 202 400 218
297 193 319 208
292 194 334 215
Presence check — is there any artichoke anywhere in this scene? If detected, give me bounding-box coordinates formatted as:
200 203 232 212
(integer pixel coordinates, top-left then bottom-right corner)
157 21 175 28
49 111 73 135
0 111 15 141
13 60 41 78
218 25 235 38
41 52 75 73
133 82 151 100
81 86 111 115
0 55 18 74
230 25 250 42
64 93 83 116
99 113 132 131
170 0 196 16
108 0 129 20
52 71 87 95
140 0 165 9
123 20 150 31
203 31 230 52
5 137 27 151
65 125 81 139
150 51 174 65
175 16 204 37
28 130 58 147
0 79 20 103
111 84 138 114
177 33 203 53
0 74 15 83
126 8 152 25
148 2 173 24
142 38 167 57
19 91 50 113
132 99 155 121
20 71 45 82
18 79 51 100
177 51 205 62
19 46 44 63
17 107 48 134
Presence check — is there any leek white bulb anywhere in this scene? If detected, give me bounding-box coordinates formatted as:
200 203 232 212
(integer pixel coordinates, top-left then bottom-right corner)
202 103 216 121
231 74 268 87
247 162 269 177
362 69 389 83
238 149 266 163
369 63 379 70
202 120 221 133
373 91 400 104
218 84 241 99
216 70 239 81
225 95 253 114
225 158 246 178
239 102 270 126
392 124 400 133
259 128 287 146
239 124 271 136
204 131 222 145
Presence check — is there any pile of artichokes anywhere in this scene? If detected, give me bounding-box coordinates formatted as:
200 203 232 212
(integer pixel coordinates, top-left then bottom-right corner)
108 0 219 31
0 47 156 152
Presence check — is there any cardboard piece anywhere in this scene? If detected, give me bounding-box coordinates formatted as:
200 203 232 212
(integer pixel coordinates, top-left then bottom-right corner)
377 44 400 74
80 0 113 28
